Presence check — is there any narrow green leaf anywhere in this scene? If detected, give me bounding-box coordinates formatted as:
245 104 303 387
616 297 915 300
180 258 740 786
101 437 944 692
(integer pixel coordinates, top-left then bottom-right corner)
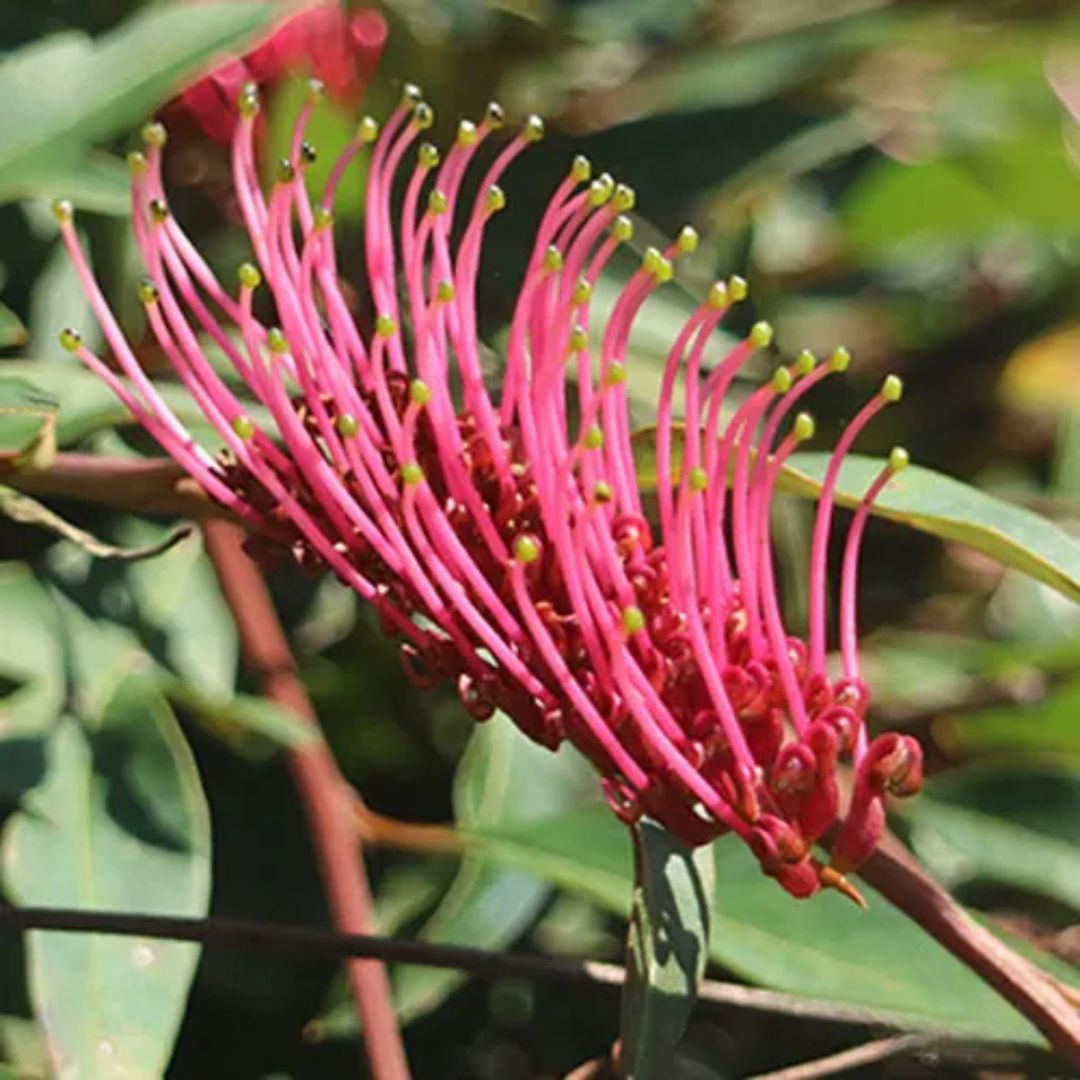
0 377 57 467
621 819 713 1079
0 303 27 349
1 676 211 1078
0 5 273 204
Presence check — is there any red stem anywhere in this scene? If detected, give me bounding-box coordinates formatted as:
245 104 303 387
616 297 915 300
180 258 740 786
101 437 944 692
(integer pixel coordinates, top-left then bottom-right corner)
203 521 410 1079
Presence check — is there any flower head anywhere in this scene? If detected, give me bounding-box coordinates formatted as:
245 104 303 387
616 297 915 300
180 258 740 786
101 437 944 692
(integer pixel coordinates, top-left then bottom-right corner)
55 83 923 901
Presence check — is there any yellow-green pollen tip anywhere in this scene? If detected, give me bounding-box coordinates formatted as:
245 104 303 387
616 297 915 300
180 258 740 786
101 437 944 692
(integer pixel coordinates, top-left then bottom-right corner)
237 86 260 119
689 466 708 493
375 314 397 338
584 425 604 450
266 328 289 354
485 101 505 129
51 198 73 223
523 115 545 142
238 262 261 290
409 379 432 406
514 535 540 564
572 278 593 306
457 119 478 146
795 349 816 376
305 77 325 104
770 366 792 393
828 346 851 373
402 82 423 107
750 321 774 349
888 446 910 472
436 280 456 304
593 480 613 504
149 198 169 224
728 275 748 301
127 150 148 176
299 141 317 167
59 327 82 353
401 462 424 487
358 115 379 144
569 326 588 353
607 361 627 386
485 185 506 214
137 280 159 305
880 374 903 403
276 159 296 184
621 605 646 635
312 206 333 230
612 183 635 212
427 189 449 216
677 226 699 254
418 142 440 169
588 176 613 208
231 414 255 440
570 155 592 183
543 246 563 273
707 281 728 309
336 413 360 438
413 102 434 130
611 215 634 243
793 412 815 441
141 121 167 149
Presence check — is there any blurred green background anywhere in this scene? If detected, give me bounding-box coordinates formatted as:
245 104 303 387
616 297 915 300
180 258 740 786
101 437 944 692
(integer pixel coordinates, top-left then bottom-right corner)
1 1 1078 1077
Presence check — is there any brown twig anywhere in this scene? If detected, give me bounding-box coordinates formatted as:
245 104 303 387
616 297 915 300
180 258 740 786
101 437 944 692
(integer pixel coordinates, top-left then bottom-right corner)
857 832 1080 1067
745 1034 927 1080
202 521 409 1080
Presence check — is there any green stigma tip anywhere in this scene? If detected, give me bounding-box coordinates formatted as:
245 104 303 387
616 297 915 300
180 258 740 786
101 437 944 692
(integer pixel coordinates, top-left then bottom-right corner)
401 462 424 487
523 115 545 142
795 349 816 376
677 226 699 254
593 480 613 504
584 425 604 450
336 413 360 437
621 605 646 635
418 142 440 169
828 346 851 373
276 159 296 184
770 366 792 393
707 281 728 309
569 326 588 353
413 102 434 130
428 189 449 215
457 119 478 146
137 280 159 305
570 155 592 183
611 215 634 242
485 184 506 214
572 278 593 306
750 321 774 349
299 141 317 166
375 314 397 338
410 379 432 406
231 414 255 440
237 87 260 119
793 412 815 441
59 327 81 353
305 77 325 104
148 198 169 224
266 328 289 354
728 275 748 301
889 446 910 472
238 262 261 290
689 466 708 493
127 150 148 176
358 116 379 144
880 374 903 403
485 101 505 128
313 206 333 230
141 122 167 149
514 534 540 563
436 280 456 303
588 178 613 208
402 82 423 106
612 183 635 212
608 361 627 386
543 246 563 273
51 198 73 223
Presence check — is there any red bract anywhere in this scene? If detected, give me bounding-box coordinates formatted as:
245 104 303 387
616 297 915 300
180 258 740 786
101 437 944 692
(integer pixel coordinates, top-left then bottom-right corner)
54 82 924 902
175 2 386 144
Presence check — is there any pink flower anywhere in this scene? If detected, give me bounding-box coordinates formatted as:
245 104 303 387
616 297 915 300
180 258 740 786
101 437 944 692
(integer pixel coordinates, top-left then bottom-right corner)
174 2 386 144
53 82 923 901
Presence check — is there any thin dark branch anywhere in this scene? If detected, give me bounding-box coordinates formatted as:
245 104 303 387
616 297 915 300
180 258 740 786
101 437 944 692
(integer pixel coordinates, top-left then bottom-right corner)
745 1035 928 1080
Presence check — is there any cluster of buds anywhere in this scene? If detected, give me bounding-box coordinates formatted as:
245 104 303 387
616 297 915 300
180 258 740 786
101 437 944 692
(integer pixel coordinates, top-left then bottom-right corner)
54 79 923 901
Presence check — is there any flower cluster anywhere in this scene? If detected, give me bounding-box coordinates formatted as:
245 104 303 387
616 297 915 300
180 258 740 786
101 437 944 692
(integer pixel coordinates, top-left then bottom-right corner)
55 81 923 901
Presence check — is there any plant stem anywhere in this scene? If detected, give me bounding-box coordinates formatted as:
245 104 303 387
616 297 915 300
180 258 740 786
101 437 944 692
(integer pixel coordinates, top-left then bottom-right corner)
202 521 409 1080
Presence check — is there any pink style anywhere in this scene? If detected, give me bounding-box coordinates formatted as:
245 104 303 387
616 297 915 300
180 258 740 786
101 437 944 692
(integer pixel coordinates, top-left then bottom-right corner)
53 81 923 902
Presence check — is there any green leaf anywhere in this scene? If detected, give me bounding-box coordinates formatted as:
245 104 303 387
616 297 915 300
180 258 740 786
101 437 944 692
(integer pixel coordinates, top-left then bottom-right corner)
903 762 1080 910
0 4 273 206
0 304 28 350
468 805 1055 1045
621 819 713 1079
0 377 57 466
633 432 1080 604
937 680 1080 756
1 676 211 1078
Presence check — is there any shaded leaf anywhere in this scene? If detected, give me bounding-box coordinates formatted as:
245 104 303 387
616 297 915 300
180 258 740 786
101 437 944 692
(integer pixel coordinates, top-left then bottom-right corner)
1 676 211 1078
0 304 28 350
0 378 57 467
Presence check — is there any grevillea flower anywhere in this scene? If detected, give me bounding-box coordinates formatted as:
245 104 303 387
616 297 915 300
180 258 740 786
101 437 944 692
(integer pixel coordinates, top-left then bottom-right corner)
173 1 387 144
53 80 924 901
